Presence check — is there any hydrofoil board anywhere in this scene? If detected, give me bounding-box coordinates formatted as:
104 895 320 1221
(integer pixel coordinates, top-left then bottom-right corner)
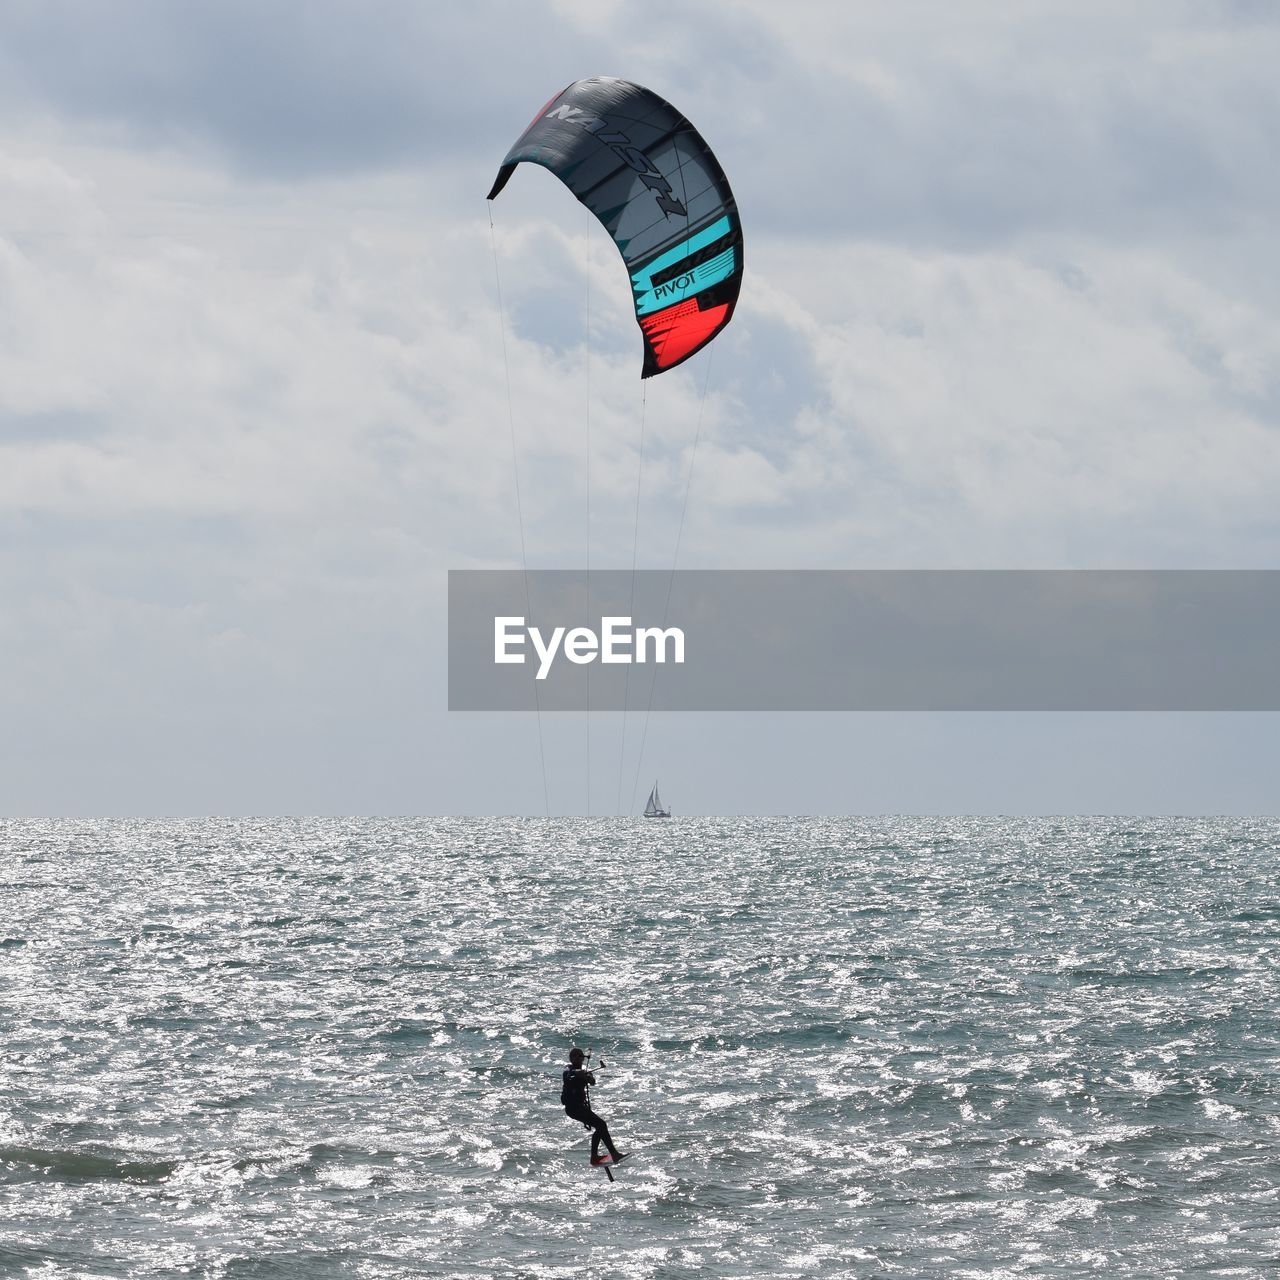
590 1152 633 1182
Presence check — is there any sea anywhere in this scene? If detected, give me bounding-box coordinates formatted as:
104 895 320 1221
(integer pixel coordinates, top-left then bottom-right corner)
1 817 1277 1279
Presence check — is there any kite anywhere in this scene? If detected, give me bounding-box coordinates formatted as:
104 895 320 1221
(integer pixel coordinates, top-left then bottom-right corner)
488 77 743 377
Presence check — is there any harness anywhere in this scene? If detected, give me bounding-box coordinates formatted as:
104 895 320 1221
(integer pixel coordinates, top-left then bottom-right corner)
561 1064 590 1112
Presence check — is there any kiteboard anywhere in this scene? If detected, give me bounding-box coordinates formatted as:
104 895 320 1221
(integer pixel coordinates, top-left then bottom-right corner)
590 1151 631 1182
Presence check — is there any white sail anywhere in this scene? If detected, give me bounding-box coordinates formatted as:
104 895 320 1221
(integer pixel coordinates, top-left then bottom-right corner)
644 781 669 817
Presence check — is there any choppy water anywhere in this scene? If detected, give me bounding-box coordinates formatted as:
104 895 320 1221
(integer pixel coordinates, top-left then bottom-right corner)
1 817 1278 1278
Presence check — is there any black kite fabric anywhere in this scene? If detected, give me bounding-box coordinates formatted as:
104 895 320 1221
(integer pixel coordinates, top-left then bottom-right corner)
488 77 743 378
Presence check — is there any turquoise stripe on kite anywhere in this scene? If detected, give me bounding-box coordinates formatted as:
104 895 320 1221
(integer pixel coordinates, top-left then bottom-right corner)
631 216 735 316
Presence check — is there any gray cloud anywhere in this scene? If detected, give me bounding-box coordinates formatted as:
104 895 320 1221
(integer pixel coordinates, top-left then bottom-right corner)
4 3 1276 244
3 1 1279 814
0 2 590 175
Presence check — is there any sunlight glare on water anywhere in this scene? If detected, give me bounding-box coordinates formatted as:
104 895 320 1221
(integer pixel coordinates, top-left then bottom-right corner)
1 817 1278 1277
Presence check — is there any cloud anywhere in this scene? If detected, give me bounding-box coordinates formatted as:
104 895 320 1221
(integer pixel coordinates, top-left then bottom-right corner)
720 1 1280 245
2 2 1279 813
0 1 591 176
7 4 1275 245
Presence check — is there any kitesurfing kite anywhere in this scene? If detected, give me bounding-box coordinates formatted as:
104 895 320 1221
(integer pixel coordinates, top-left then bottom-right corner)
487 77 743 377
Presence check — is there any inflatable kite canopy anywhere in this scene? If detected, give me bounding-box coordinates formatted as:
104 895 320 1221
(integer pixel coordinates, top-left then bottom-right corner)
488 77 743 378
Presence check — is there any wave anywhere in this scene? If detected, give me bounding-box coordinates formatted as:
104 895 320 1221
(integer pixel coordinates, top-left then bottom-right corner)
0 1144 178 1183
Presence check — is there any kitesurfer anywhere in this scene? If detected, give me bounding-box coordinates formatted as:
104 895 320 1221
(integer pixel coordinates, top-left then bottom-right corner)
562 1047 628 1166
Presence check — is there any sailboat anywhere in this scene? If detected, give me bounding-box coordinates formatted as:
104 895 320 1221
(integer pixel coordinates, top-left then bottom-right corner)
643 781 671 819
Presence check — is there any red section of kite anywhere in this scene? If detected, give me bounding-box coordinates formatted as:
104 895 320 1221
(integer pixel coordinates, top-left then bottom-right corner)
640 300 731 371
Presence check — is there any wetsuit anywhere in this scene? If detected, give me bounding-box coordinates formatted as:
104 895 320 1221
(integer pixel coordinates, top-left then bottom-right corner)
562 1066 619 1161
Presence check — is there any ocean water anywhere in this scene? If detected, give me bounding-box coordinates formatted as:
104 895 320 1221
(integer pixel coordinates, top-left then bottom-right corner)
1 817 1278 1279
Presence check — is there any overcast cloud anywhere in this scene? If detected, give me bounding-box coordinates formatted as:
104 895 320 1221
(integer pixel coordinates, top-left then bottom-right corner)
2 1 1279 815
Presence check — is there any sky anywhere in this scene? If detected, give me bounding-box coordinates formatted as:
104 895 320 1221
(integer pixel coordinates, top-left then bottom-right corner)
2 0 1279 816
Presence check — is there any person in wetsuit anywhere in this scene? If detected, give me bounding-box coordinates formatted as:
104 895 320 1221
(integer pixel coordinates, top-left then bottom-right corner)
561 1047 628 1166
